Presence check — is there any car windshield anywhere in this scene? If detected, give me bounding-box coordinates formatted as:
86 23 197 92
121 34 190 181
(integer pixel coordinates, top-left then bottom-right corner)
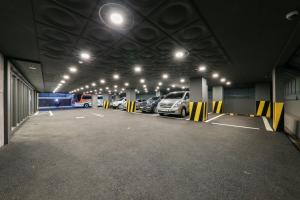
164 92 184 99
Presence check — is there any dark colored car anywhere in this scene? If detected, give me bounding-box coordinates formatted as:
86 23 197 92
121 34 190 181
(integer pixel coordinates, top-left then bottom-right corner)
140 96 161 113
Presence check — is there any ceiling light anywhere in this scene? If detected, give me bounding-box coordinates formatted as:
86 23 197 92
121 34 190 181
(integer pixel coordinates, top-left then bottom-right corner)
143 84 147 88
80 87 84 90
91 82 96 87
167 88 170 91
220 78 226 83
85 85 89 89
69 67 77 73
113 74 120 80
80 52 90 60
171 84 175 88
63 75 70 80
29 66 37 70
100 79 106 84
158 82 162 86
134 65 142 73
140 79 145 83
58 83 62 86
212 73 219 78
114 89 117 92
78 60 83 64
114 85 118 88
156 86 160 90
180 78 185 83
99 88 103 91
110 12 124 25
198 65 206 72
182 86 185 90
61 80 66 84
226 81 231 85
162 74 169 79
121 88 125 91
174 50 184 59
124 82 129 86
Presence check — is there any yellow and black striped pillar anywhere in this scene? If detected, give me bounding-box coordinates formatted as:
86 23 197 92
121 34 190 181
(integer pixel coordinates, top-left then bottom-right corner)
273 102 284 131
212 100 223 113
189 102 208 122
256 100 271 118
126 101 136 113
103 100 110 109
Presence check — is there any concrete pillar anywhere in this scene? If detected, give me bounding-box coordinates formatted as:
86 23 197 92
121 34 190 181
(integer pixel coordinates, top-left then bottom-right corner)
189 77 208 121
212 86 224 113
92 94 98 108
156 91 161 97
0 53 4 147
255 83 271 117
126 89 136 112
272 68 285 131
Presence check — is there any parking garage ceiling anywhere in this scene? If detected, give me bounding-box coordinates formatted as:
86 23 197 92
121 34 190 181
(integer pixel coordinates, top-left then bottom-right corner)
0 0 299 93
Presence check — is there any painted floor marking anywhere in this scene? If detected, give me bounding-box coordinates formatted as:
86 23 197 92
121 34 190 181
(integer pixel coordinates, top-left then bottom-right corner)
92 113 104 118
262 116 273 132
49 111 53 117
205 114 225 123
76 116 85 119
211 122 260 130
34 111 39 116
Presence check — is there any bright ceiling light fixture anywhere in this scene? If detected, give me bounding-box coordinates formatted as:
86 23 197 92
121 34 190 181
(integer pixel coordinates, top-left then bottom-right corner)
85 85 89 89
171 84 175 88
114 85 118 88
63 75 70 80
140 79 145 83
106 87 109 90
226 81 231 85
220 78 226 83
78 60 83 64
61 80 66 84
180 78 185 83
113 74 120 80
110 12 124 25
91 82 96 87
198 65 206 72
80 87 84 90
143 84 147 88
158 82 162 86
162 73 169 79
124 82 129 87
69 67 77 73
134 65 142 73
167 88 170 91
212 73 219 78
100 79 106 84
174 50 185 59
80 52 91 60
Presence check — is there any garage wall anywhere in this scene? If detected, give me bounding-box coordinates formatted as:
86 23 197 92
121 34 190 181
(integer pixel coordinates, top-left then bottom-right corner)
224 87 256 115
0 53 4 147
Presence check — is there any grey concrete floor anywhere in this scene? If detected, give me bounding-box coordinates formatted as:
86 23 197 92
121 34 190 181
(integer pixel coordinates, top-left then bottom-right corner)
0 108 299 200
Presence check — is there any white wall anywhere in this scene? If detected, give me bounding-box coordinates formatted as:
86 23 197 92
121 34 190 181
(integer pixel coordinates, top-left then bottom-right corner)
0 53 4 147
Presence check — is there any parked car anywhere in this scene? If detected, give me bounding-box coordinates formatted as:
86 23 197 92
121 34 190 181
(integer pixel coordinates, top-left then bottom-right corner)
157 91 189 117
73 94 92 108
112 97 126 109
136 99 146 110
140 96 161 113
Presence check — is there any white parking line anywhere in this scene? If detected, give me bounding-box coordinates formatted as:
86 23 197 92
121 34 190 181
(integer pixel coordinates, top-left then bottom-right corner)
211 122 260 130
76 116 85 119
205 114 225 123
92 113 104 118
34 111 39 116
49 111 53 117
262 116 273 131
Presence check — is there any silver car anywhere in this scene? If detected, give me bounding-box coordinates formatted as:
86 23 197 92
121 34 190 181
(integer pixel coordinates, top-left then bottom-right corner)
157 91 189 117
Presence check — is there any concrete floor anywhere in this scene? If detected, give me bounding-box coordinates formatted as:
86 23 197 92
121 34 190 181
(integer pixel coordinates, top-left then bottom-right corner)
0 108 299 200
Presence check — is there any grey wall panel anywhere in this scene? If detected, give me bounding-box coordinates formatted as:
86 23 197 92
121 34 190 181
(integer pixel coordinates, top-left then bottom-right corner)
285 100 300 138
255 83 271 101
0 53 4 147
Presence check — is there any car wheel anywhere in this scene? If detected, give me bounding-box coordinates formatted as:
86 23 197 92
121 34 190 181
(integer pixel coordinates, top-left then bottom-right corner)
118 104 122 109
83 103 89 108
180 108 186 117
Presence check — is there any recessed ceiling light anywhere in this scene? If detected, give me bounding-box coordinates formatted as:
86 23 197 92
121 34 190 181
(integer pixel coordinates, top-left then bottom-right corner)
220 78 226 83
124 82 129 86
114 85 118 88
114 89 117 92
174 50 185 59
140 79 145 83
63 75 70 80
162 74 169 79
61 80 66 84
158 82 162 86
198 65 206 72
78 60 83 64
143 84 147 88
69 67 77 73
80 52 90 60
113 74 120 80
80 87 84 90
171 84 175 88
156 86 160 90
91 82 96 87
167 88 170 91
58 83 62 86
121 88 125 91
180 78 185 83
85 85 89 89
212 73 219 78
100 79 106 84
106 87 109 90
110 12 124 25
182 86 185 89
134 65 142 73
226 81 231 85
29 66 37 70
99 88 103 91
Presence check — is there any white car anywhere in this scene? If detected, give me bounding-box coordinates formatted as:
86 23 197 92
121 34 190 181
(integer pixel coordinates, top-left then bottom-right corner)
112 97 126 109
157 91 190 117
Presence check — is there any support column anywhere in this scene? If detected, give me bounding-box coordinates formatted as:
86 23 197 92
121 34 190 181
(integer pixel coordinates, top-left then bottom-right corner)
255 83 271 117
126 89 136 113
102 94 111 109
189 77 208 122
92 94 98 109
212 86 224 113
272 68 285 131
